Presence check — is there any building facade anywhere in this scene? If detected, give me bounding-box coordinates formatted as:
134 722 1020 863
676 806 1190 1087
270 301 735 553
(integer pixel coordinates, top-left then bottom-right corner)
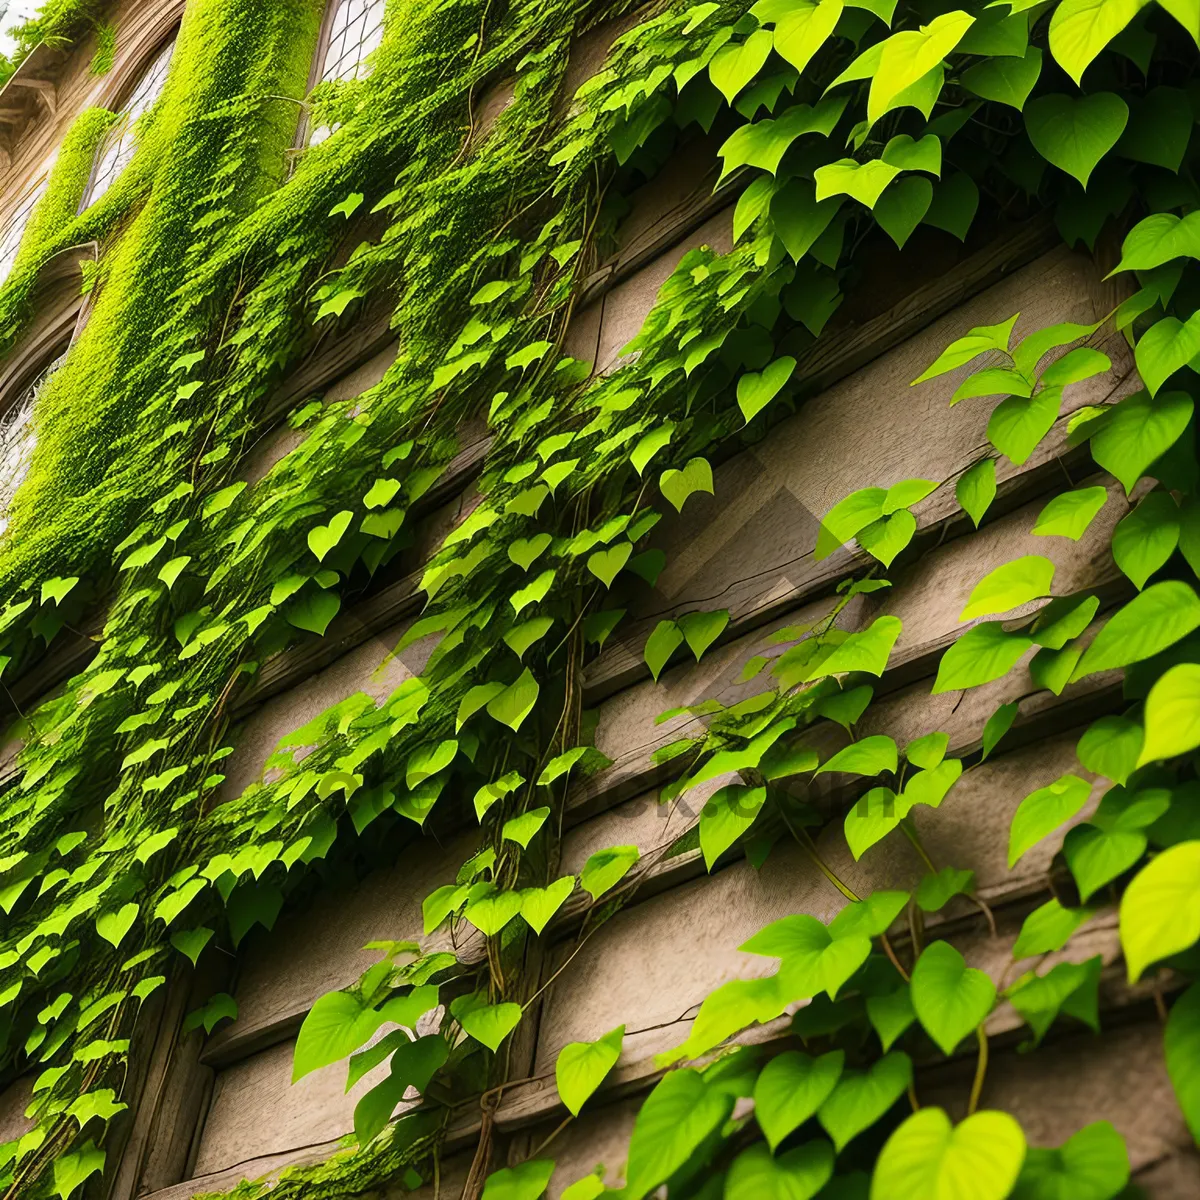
0 0 1197 1198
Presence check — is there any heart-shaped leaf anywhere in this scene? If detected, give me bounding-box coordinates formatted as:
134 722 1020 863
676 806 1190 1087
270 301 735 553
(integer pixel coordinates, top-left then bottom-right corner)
287 589 341 636
308 510 354 562
580 845 639 899
872 1107 1026 1199
96 904 138 948
709 28 773 101
509 533 552 571
486 668 540 731
659 457 714 512
480 1159 554 1200
463 886 523 936
453 997 523 1051
1008 773 1093 867
911 941 996 1054
501 806 550 849
726 1140 835 1200
587 542 632 588
737 356 797 423
818 1052 912 1150
645 620 684 680
1025 91 1129 187
520 876 576 934
754 1050 845 1150
960 555 1055 621
678 608 729 660
556 1024 624 1115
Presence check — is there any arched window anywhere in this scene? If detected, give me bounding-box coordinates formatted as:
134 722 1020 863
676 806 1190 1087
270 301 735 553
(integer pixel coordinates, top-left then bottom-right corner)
318 0 385 85
0 352 65 536
0 179 48 287
80 38 176 210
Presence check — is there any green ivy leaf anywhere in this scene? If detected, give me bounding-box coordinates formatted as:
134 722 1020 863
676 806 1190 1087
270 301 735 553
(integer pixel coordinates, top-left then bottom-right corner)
509 533 552 571
1134 316 1200 396
812 615 902 679
875 176 933 249
293 991 384 1082
1077 715 1142 784
95 903 138 949
587 542 632 588
815 734 898 777
1121 840 1200 980
170 926 214 965
912 315 1018 382
52 1141 106 1199
1112 492 1179 589
624 1069 733 1199
463 886 523 935
352 1034 448 1146
678 608 729 660
754 1050 845 1151
871 1108 1026 1199
481 1159 555 1200
581 845 640 899
286 589 340 636
502 806 550 849
699 785 767 868
1007 956 1102 1044
1139 663 1200 764
915 866 975 912
453 997 523 1051
742 913 871 999
1008 773 1093 867
737 356 796 423
910 940 996 1054
960 555 1055 621
844 786 905 859
1072 581 1200 679
774 0 844 74
818 1052 912 1151
1032 487 1108 541
1048 0 1143 85
1164 984 1200 1143
555 1024 624 1115
645 620 685 680
961 45 1042 109
868 12 974 125
956 459 996 528
1012 1119 1129 1200
1025 91 1128 187
520 876 575 934
486 669 540 731
659 457 713 512
709 28 774 102
1014 899 1094 957
814 158 900 209
987 387 1062 465
726 1140 835 1200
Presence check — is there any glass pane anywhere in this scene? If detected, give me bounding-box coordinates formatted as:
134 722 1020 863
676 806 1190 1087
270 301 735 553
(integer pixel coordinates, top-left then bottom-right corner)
319 0 385 85
82 38 177 210
0 353 65 536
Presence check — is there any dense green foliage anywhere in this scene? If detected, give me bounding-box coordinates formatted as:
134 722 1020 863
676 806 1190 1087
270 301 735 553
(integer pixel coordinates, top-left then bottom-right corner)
0 0 1199 1195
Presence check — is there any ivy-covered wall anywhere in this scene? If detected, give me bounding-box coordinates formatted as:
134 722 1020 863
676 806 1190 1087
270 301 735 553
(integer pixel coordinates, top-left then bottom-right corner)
0 0 1199 1195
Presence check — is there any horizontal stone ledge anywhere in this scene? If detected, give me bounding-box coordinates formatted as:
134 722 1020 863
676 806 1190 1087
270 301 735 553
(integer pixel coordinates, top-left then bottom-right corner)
524 1010 1188 1200
501 728 1113 1127
581 240 1134 704
570 463 1132 827
496 905 1166 1138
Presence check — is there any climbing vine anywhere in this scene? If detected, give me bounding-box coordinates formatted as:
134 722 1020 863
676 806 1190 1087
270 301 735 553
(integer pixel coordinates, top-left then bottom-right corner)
0 0 1197 1195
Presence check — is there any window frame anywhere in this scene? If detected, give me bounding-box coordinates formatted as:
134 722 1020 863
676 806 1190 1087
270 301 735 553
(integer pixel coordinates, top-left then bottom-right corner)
0 176 49 287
